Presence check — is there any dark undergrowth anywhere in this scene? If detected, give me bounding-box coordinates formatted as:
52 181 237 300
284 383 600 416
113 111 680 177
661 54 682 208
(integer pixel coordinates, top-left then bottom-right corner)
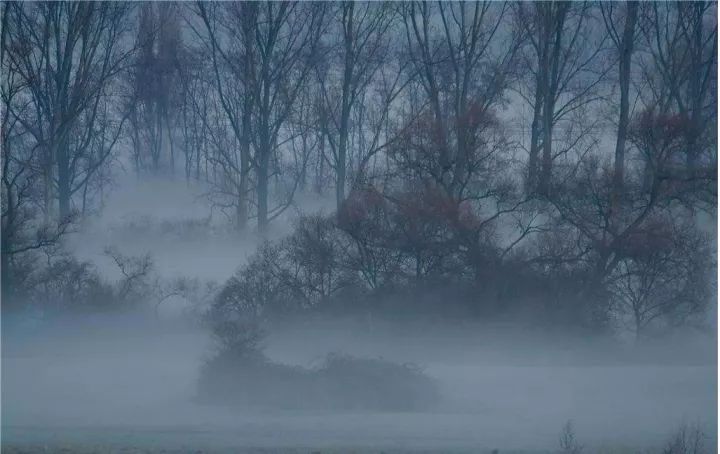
196 321 439 411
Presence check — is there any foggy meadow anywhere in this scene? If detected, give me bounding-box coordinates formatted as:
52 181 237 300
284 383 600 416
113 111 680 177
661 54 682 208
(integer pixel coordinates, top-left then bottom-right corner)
1 2 717 453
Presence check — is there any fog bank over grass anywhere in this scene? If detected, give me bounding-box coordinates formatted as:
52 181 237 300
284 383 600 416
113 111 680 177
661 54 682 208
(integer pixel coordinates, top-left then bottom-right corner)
2 1 716 452
2 313 716 451
65 176 335 284
3 176 714 451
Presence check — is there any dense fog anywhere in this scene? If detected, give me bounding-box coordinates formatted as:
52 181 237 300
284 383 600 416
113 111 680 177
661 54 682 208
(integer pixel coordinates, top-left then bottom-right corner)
2 1 717 452
3 310 716 451
2 179 716 452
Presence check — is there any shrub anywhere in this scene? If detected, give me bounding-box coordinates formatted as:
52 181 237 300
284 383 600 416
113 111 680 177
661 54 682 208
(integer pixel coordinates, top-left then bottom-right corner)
30 255 115 311
104 247 154 303
283 214 357 303
211 242 304 321
663 422 707 454
559 420 583 454
21 249 157 313
197 320 439 411
211 215 360 321
315 353 439 411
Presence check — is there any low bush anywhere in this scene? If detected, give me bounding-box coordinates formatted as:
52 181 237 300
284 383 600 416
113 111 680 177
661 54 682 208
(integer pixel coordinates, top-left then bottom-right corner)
663 422 707 454
197 321 439 411
315 353 439 411
14 248 156 314
211 211 621 333
30 255 116 311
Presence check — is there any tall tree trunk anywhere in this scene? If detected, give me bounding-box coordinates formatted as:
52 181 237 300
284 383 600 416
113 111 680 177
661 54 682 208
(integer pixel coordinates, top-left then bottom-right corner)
634 307 644 343
153 105 163 173
336 112 349 211
133 112 142 176
527 75 544 194
42 146 53 224
57 138 71 221
1 242 10 304
237 98 251 231
166 110 175 177
612 1 638 196
299 130 308 191
539 88 554 196
538 3 568 197
534 3 551 197
685 1 705 177
2 185 14 304
316 133 326 194
337 2 354 211
195 142 201 181
257 148 269 233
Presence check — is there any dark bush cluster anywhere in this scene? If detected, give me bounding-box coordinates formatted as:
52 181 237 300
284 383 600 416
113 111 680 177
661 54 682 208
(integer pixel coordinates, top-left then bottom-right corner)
210 176 713 338
29 256 116 312
110 214 216 243
197 320 439 411
2 2 715 345
9 248 156 314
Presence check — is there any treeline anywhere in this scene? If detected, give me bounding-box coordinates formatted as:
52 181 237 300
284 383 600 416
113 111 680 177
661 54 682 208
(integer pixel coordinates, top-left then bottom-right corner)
1 2 716 336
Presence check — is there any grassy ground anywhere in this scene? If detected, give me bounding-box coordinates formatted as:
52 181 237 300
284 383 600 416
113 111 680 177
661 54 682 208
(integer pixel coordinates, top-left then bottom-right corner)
1 446 521 454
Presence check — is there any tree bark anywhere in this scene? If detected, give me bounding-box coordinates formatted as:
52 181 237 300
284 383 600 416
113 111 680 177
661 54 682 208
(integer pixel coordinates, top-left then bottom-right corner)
538 3 568 197
257 149 270 233
612 1 638 197
527 74 544 194
1 183 13 303
336 93 350 211
685 1 705 177
237 95 252 231
57 138 71 220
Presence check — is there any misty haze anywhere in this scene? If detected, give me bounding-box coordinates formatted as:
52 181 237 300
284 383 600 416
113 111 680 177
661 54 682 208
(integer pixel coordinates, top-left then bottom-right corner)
1 2 717 453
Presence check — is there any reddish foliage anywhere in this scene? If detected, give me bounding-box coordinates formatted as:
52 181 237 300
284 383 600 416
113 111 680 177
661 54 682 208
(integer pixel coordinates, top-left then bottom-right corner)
632 108 690 144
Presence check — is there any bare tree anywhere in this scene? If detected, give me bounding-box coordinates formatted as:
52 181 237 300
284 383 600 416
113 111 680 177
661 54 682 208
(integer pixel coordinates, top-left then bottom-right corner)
663 422 707 454
608 216 711 338
637 2 717 210
4 2 134 223
401 2 521 196
104 246 154 303
601 1 639 197
516 2 609 196
315 2 396 210
194 2 253 230
198 2 326 233
559 420 583 454
128 3 182 176
176 44 212 183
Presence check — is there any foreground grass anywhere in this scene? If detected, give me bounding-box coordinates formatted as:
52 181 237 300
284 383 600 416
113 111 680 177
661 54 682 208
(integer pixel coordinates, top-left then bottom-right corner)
1 446 529 454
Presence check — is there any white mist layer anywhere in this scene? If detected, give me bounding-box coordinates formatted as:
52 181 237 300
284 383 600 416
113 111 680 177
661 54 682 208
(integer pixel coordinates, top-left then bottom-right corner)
2 316 716 451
